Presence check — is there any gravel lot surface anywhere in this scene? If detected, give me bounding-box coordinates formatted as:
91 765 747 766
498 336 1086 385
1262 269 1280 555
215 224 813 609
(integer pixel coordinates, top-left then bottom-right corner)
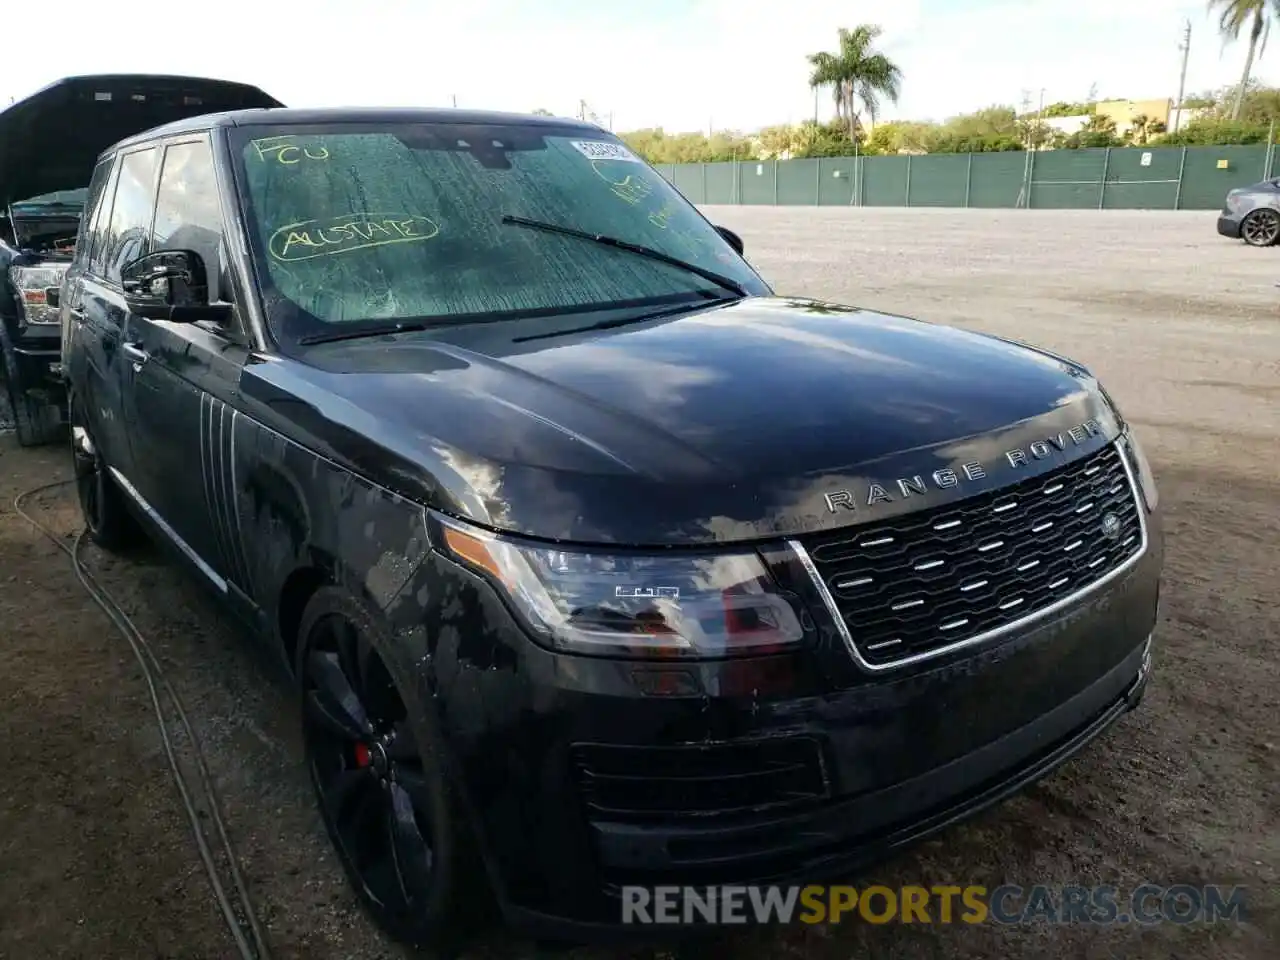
1 208 1276 959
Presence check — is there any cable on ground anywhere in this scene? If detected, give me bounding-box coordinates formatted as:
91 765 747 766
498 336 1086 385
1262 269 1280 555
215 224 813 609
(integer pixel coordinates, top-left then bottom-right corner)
13 479 272 960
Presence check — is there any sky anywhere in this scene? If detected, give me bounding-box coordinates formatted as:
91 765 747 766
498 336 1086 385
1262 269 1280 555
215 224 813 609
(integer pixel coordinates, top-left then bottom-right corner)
3 0 1277 133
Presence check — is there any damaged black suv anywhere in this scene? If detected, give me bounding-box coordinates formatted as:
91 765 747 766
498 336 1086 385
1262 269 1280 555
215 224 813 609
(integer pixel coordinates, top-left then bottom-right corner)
61 107 1163 948
0 74 281 445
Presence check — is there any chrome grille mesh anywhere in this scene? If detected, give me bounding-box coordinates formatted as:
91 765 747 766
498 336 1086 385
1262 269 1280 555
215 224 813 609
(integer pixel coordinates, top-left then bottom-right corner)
800 443 1144 668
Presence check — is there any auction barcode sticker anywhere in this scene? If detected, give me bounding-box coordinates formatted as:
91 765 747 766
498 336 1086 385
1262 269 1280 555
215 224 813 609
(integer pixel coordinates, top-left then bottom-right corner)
570 140 642 163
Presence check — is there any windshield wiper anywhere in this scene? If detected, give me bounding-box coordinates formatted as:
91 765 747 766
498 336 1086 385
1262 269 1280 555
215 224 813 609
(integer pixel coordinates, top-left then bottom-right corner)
501 215 748 299
512 296 738 343
297 320 433 346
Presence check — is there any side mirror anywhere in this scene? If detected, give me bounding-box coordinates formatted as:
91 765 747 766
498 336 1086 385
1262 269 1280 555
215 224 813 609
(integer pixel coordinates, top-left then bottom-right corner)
715 225 744 256
120 249 229 323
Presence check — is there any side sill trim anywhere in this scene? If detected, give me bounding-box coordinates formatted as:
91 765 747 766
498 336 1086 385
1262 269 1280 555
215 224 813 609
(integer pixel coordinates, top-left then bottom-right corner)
108 466 228 593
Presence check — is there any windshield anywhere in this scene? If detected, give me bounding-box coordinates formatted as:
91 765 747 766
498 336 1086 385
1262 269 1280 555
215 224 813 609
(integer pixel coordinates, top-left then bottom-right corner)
229 121 768 346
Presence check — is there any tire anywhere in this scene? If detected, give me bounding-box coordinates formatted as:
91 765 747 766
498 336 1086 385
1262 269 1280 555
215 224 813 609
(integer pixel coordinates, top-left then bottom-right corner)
295 586 490 952
1240 208 1280 247
69 391 142 551
3 368 62 447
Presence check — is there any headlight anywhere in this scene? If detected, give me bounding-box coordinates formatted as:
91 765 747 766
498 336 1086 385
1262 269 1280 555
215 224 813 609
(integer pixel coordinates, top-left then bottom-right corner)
1123 429 1158 511
434 516 806 659
8 264 66 325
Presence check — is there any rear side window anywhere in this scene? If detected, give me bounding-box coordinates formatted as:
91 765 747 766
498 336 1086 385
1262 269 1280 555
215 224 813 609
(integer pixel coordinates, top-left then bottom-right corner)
101 147 158 284
86 161 120 276
152 139 227 302
74 158 115 270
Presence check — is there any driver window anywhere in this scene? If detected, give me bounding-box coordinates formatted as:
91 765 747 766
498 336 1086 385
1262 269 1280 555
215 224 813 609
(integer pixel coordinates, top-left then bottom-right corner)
152 139 227 304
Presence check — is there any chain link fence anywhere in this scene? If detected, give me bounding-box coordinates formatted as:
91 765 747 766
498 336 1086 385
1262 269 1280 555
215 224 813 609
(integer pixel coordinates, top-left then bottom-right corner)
655 143 1276 210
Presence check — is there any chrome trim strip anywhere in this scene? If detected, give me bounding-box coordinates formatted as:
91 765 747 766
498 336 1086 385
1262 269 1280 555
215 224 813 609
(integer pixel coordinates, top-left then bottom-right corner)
228 408 255 597
219 402 248 588
788 439 1151 674
202 393 231 579
108 466 228 593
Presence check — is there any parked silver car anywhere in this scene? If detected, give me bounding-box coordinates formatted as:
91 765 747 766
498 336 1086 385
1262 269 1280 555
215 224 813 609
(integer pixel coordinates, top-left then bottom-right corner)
1217 179 1280 246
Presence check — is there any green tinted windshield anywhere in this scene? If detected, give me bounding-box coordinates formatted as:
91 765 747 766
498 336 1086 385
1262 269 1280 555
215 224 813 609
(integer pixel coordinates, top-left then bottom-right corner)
230 122 766 344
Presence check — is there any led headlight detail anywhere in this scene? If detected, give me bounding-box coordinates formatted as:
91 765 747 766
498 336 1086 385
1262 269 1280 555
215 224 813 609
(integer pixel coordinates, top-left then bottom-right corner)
1123 428 1158 511
436 517 805 659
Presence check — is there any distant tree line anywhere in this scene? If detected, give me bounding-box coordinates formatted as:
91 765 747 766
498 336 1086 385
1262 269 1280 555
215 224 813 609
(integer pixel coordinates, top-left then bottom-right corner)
598 14 1280 166
612 83 1280 166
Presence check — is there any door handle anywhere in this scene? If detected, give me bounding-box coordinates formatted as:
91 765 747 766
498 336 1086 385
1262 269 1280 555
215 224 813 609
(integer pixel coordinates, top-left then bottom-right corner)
122 342 150 365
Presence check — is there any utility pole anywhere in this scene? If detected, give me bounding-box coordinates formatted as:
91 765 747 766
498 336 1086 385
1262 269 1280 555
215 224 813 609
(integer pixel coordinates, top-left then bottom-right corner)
1174 19 1191 132
451 94 457 108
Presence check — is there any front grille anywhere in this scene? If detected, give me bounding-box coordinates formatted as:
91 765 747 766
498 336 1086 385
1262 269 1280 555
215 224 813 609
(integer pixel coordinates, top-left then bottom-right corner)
571 738 829 821
801 443 1144 668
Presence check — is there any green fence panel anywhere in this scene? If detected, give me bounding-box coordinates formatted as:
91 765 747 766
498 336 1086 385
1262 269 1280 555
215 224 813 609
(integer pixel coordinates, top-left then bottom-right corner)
817 157 856 205
1029 148 1107 208
1101 147 1183 210
968 153 1027 207
654 163 676 184
906 154 969 207
670 163 704 204
1178 145 1268 210
734 161 772 204
677 145 1275 210
704 163 735 203
862 155 910 206
777 158 819 204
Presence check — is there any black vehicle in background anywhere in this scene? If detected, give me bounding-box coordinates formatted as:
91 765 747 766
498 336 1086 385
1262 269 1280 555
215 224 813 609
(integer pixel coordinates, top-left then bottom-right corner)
62 107 1163 950
0 74 282 445
1 194 84 441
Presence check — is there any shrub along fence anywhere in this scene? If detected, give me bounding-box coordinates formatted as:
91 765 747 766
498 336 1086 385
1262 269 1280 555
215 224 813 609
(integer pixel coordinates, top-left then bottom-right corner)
654 144 1279 210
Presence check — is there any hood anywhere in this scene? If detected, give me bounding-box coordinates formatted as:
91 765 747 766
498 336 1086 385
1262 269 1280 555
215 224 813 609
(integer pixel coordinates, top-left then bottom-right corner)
6 203 81 251
240 296 1122 546
0 74 283 208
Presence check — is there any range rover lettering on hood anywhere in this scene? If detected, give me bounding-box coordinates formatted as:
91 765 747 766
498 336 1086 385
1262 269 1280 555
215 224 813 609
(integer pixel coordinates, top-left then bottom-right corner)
822 417 1105 513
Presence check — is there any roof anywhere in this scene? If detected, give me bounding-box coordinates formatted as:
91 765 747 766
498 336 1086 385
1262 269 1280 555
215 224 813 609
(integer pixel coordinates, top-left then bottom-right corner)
110 106 607 150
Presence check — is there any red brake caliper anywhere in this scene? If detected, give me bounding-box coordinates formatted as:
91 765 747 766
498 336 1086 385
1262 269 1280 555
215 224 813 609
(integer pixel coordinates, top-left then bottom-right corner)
353 743 371 768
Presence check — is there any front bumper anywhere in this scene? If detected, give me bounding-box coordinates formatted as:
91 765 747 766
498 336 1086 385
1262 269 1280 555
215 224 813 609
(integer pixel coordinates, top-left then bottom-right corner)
398 508 1163 940
1217 215 1242 239
3 329 65 396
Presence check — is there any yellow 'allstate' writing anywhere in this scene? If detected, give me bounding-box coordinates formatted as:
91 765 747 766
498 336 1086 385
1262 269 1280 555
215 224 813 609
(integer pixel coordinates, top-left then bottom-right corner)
268 214 441 262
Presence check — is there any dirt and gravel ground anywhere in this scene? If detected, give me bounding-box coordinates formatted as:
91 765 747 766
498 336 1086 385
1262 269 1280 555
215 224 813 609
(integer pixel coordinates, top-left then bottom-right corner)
1 208 1276 959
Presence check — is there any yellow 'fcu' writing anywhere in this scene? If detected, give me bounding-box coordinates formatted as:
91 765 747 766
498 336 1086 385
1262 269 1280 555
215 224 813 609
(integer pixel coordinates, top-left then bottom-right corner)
798 885 990 924
251 136 330 165
268 214 441 262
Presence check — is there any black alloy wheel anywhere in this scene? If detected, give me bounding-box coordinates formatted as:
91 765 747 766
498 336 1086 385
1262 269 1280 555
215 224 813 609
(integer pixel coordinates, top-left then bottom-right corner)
71 420 104 538
69 394 138 550
1241 208 1280 247
299 598 461 945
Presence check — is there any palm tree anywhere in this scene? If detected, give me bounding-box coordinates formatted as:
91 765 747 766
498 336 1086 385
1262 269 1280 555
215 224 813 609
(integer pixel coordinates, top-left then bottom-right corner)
807 25 903 142
1210 0 1273 119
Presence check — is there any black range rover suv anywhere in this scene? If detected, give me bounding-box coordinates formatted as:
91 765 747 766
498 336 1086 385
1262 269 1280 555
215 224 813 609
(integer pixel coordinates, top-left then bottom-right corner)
0 74 281 445
61 107 1163 948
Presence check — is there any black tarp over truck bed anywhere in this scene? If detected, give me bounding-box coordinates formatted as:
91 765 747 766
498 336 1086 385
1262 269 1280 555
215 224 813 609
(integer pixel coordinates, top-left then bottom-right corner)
0 73 285 209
